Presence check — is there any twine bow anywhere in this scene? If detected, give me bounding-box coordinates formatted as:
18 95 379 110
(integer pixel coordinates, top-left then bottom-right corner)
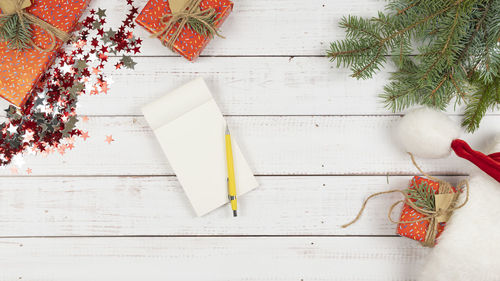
0 0 72 52
152 0 222 50
342 153 469 247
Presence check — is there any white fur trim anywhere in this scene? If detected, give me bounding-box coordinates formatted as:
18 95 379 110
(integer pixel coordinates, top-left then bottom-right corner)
397 107 460 158
418 137 500 281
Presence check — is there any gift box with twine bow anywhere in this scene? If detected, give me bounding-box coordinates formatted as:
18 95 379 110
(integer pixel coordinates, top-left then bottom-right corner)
0 0 89 107
342 154 468 247
135 0 233 61
396 176 459 246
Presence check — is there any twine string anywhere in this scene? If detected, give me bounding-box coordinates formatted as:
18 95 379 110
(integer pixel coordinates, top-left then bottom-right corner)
0 0 72 52
152 0 221 50
342 153 469 246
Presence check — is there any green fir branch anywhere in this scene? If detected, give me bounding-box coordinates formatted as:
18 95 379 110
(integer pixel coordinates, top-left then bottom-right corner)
405 178 436 211
327 0 500 131
186 13 220 38
462 75 500 132
0 14 33 51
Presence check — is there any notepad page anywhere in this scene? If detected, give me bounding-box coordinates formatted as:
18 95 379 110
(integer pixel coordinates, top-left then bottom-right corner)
142 78 258 216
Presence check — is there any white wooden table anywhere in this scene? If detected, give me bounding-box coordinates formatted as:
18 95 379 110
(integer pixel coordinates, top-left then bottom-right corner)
0 0 498 280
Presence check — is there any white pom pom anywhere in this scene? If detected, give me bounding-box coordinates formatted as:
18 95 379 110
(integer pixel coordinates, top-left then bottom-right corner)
397 107 460 158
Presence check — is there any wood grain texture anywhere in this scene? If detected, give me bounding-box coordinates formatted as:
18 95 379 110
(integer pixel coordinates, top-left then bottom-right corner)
94 0 387 56
0 0 497 279
0 175 464 237
82 57 498 116
0 237 429 281
78 57 392 116
2 57 490 117
1 116 497 176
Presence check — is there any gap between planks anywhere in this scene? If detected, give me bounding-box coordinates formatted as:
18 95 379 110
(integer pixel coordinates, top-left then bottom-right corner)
0 173 469 178
0 115 497 176
0 235 401 239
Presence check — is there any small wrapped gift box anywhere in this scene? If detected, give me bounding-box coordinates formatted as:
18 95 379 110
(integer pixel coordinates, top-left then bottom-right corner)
135 0 233 61
397 176 457 244
0 0 90 107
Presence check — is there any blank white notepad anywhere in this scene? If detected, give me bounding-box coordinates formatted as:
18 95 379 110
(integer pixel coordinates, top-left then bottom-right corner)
142 78 258 216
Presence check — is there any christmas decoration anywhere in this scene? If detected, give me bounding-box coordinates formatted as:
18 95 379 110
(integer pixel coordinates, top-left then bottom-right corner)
327 0 500 132
396 176 460 246
136 0 233 61
394 107 500 281
397 107 500 182
0 1 142 167
0 0 74 51
0 0 90 107
342 155 468 247
342 105 500 246
418 149 500 280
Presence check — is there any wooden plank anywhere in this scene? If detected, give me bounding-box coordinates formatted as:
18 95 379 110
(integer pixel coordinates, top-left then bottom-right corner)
0 237 429 281
0 116 497 176
83 57 497 116
95 0 388 56
0 175 465 237
77 57 393 116
2 57 485 116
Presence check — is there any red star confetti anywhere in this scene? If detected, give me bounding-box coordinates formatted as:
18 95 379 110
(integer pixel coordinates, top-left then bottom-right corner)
26 168 32 174
105 135 115 144
0 1 141 166
57 145 67 155
81 131 90 141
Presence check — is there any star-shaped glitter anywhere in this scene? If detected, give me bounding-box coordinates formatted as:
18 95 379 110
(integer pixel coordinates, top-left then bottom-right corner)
60 63 74 74
0 0 141 167
120 55 137 69
22 130 35 143
100 81 109 94
7 124 18 134
81 131 90 141
26 168 32 174
105 135 114 144
57 145 67 155
96 8 107 18
75 59 88 70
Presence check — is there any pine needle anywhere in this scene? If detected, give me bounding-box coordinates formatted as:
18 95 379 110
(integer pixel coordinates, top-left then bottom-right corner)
327 0 500 131
405 178 435 211
0 14 33 51
186 13 219 38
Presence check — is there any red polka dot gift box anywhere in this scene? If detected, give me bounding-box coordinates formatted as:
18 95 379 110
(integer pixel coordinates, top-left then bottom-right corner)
0 0 90 107
135 0 233 61
397 176 457 244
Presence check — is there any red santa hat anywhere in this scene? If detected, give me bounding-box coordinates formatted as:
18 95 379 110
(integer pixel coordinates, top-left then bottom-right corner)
397 107 500 183
451 139 500 182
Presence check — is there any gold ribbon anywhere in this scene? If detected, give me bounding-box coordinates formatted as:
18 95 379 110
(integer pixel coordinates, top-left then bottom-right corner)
152 0 222 50
342 153 469 247
0 0 73 52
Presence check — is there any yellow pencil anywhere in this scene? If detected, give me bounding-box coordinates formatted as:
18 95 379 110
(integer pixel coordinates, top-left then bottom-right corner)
225 125 237 217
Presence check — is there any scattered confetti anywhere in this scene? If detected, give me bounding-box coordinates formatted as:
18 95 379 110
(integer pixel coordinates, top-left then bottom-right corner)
81 131 90 141
26 168 32 174
105 135 115 144
0 1 141 166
